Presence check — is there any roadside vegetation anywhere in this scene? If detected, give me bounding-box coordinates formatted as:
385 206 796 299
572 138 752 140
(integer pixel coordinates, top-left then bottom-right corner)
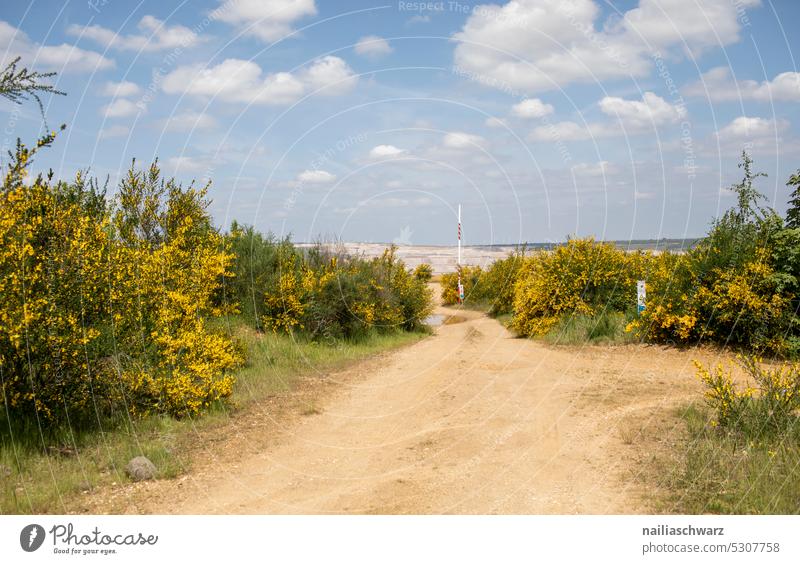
442 153 800 513
440 249 525 317
661 357 800 514
444 153 800 356
0 60 432 513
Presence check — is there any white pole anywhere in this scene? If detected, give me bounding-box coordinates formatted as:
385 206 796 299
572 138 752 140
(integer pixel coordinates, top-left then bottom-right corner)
457 204 462 267
457 204 463 303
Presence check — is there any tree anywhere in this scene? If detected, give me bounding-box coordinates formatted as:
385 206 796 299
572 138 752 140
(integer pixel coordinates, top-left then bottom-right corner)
786 170 800 229
0 56 65 119
694 151 776 274
731 150 768 224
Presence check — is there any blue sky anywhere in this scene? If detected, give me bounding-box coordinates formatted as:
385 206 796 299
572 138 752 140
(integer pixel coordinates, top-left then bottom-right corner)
1 0 799 244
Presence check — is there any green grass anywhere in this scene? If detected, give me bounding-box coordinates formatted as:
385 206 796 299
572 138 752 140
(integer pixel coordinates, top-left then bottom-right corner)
0 318 426 514
542 311 638 345
227 319 426 403
660 404 800 514
494 312 514 329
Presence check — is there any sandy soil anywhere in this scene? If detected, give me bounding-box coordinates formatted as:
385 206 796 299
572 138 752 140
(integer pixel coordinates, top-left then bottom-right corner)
76 287 733 515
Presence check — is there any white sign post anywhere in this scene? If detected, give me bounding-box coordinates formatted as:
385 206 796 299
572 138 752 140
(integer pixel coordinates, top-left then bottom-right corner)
637 280 646 314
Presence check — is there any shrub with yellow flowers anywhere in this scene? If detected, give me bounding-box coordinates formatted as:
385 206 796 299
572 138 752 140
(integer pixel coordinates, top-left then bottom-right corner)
413 263 433 282
695 356 800 436
0 134 116 421
254 242 433 341
439 250 525 317
262 246 307 333
512 238 645 337
440 265 483 305
480 249 526 316
0 134 242 423
625 251 703 343
627 153 797 355
110 161 243 418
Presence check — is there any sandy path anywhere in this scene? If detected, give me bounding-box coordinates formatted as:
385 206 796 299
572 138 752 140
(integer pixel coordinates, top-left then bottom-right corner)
82 288 725 514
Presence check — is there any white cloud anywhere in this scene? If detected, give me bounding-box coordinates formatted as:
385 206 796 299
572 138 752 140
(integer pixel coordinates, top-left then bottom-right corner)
213 0 317 42
684 66 800 102
167 155 210 175
354 35 393 58
68 15 201 52
160 110 217 132
443 131 487 149
102 98 142 118
101 81 141 97
529 120 614 142
485 117 507 128
161 56 356 105
453 0 759 94
528 93 683 141
297 169 336 183
620 0 760 55
98 125 130 139
511 98 554 119
711 116 795 155
369 144 407 158
301 56 358 95
0 20 113 73
716 116 788 139
599 92 685 128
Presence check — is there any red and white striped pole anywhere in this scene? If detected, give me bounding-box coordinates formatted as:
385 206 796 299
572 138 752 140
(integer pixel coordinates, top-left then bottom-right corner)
457 204 464 303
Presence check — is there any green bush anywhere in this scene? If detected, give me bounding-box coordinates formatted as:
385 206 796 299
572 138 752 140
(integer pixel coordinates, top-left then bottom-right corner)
480 249 526 316
629 153 798 355
694 355 800 447
439 249 525 316
513 238 644 337
228 235 434 341
225 223 296 327
441 265 483 305
413 263 433 282
0 137 241 423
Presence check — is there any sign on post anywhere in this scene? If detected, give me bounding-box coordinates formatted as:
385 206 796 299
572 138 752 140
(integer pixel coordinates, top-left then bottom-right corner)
637 280 646 314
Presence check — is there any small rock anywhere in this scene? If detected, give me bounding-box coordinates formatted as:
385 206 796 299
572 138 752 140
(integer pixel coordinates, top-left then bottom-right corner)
125 456 157 482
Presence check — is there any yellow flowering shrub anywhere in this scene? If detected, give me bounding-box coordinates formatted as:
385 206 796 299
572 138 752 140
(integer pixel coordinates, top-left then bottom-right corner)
110 163 243 418
0 134 117 420
512 239 646 337
625 252 704 342
439 250 526 317
694 248 791 352
628 247 793 353
440 265 483 305
262 249 306 332
694 361 747 428
695 356 800 434
0 138 241 422
413 263 433 282
259 244 432 340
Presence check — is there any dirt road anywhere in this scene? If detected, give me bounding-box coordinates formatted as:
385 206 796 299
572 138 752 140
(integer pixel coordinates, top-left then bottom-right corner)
83 288 725 514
